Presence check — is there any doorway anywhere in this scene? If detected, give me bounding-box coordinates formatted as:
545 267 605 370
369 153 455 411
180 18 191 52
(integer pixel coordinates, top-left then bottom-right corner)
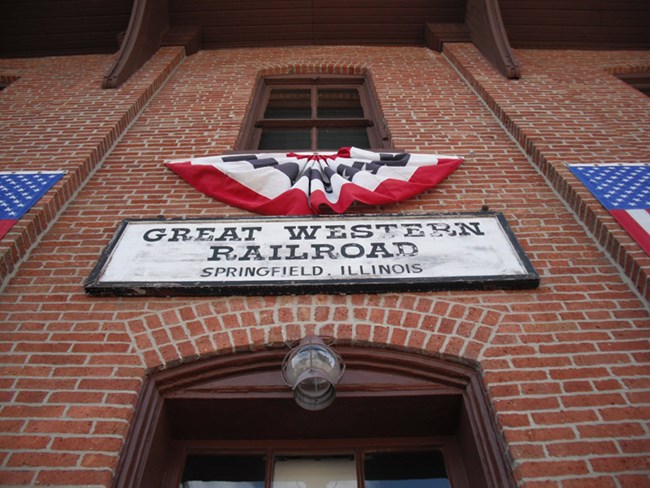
112 347 514 488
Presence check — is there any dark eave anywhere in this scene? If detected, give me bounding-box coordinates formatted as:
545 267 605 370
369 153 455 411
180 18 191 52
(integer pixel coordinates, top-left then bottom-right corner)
1 0 648 87
0 0 134 57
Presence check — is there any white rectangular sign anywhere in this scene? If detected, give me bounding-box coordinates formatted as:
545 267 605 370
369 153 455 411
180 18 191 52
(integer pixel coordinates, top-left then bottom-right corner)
85 213 538 296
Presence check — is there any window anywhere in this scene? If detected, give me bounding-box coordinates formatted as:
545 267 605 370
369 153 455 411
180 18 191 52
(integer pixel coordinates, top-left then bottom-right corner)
180 450 451 488
237 76 392 151
180 454 266 488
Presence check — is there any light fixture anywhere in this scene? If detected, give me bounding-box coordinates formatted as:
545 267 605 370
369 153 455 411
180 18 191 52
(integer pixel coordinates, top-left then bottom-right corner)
281 336 345 411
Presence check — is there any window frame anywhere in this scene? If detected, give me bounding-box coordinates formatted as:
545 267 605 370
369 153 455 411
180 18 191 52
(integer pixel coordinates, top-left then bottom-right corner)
174 440 465 488
237 75 393 152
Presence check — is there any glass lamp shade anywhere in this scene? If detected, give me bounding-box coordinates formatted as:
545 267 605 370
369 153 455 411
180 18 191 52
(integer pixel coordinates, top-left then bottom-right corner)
282 337 345 411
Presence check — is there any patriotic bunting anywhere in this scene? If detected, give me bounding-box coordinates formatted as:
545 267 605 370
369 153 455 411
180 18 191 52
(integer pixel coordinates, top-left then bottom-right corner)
569 163 650 255
0 171 65 241
165 146 463 215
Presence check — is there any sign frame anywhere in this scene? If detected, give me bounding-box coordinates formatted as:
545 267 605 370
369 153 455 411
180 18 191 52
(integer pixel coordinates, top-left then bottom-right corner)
84 212 539 296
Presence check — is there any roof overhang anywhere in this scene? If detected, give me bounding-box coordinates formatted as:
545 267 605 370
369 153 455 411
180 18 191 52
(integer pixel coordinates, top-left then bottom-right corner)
102 0 520 88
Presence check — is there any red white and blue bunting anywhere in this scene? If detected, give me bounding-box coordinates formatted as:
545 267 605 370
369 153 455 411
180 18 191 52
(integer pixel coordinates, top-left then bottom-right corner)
166 147 463 215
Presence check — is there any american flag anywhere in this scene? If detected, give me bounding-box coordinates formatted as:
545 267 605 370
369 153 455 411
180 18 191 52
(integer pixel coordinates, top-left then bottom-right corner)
166 146 463 215
0 171 65 240
569 163 650 255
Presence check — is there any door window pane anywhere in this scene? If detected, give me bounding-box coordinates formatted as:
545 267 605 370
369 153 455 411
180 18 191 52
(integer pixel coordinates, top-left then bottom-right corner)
180 455 266 488
318 128 370 149
272 456 357 488
317 89 364 118
364 451 451 488
259 129 312 150
264 89 312 119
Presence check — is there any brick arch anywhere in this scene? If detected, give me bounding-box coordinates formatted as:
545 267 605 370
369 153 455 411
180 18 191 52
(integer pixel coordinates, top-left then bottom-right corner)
125 295 504 371
257 63 371 78
113 330 515 488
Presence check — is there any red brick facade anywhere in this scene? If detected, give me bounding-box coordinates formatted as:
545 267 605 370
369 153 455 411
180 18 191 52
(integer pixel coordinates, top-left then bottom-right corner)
1 44 649 486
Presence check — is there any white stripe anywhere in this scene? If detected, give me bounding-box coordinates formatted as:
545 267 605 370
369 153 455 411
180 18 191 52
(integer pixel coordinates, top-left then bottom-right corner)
569 163 649 168
374 166 418 180
628 209 650 234
0 170 66 175
221 165 293 199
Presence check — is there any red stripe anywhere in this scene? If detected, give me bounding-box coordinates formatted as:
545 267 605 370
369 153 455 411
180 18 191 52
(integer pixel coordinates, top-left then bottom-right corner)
165 162 314 215
610 209 650 255
0 220 17 241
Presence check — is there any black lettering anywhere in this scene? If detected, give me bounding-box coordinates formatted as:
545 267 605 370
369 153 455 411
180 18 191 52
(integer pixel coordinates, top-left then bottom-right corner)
269 245 283 260
284 225 321 240
214 227 242 241
378 264 392 274
350 224 373 238
455 222 485 236
426 223 457 237
285 244 309 260
366 242 394 258
341 243 365 258
143 228 166 242
195 227 216 240
241 226 262 241
240 246 264 261
374 224 398 234
402 224 424 237
311 244 338 259
207 246 235 261
324 225 347 239
394 242 418 257
170 228 191 241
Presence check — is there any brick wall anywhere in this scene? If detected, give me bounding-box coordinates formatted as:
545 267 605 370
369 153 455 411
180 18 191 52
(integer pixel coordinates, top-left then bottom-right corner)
0 45 649 487
445 44 650 301
0 47 185 283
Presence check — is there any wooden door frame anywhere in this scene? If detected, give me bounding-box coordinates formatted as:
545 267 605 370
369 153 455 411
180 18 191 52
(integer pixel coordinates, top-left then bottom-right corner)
112 346 515 488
